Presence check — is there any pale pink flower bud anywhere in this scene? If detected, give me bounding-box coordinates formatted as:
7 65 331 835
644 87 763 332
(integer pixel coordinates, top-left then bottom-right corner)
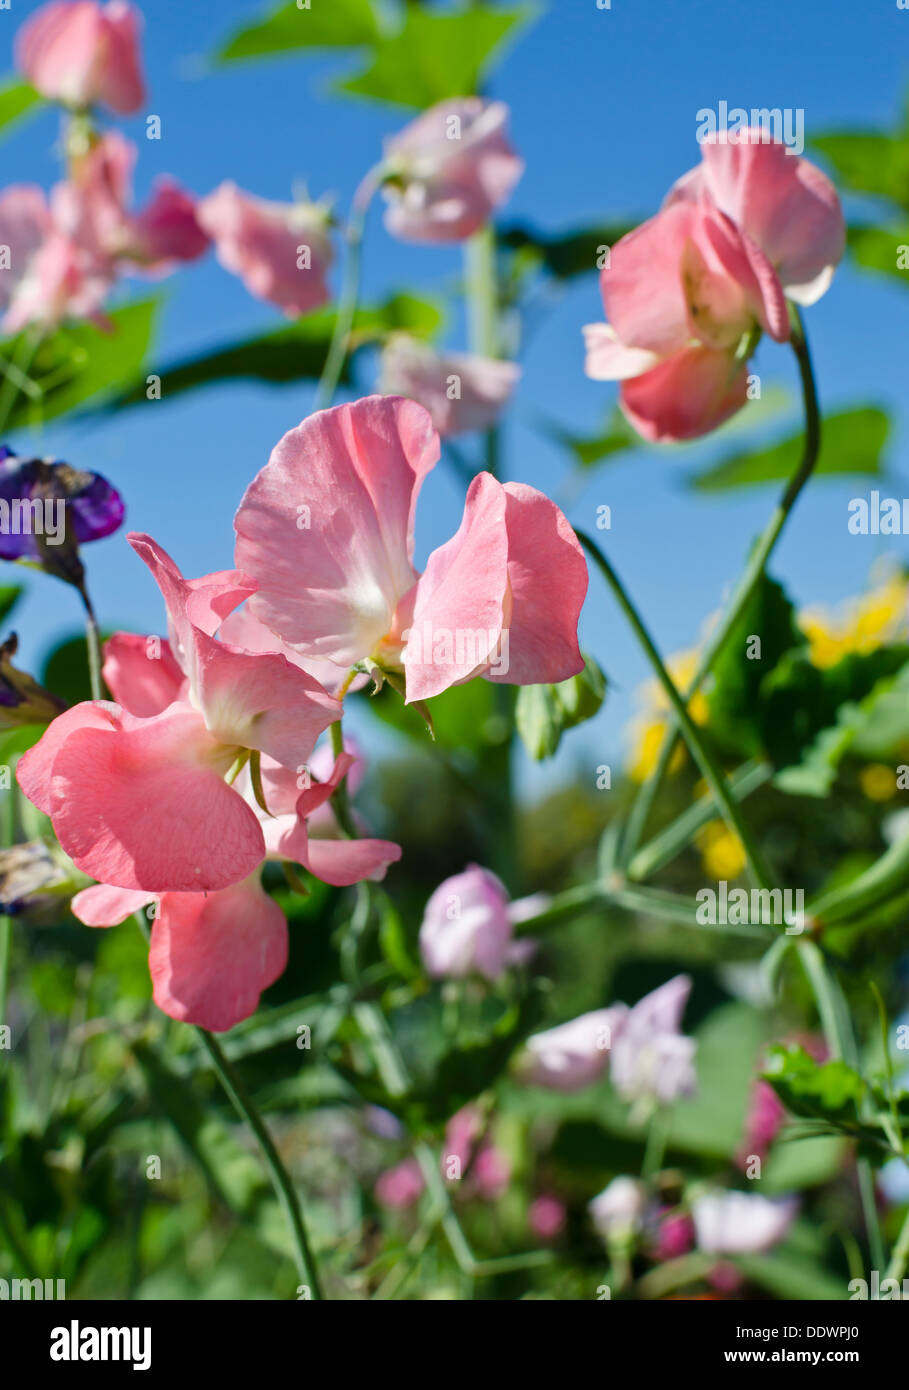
521 1008 624 1092
383 98 523 243
17 1 146 115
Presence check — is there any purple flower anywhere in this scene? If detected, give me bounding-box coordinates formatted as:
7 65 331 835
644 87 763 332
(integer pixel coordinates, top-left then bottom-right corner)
0 448 124 578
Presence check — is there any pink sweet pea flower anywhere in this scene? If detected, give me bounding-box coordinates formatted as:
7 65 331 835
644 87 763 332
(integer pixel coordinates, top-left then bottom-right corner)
0 184 111 334
234 396 587 702
419 864 538 981
53 132 209 276
197 182 333 318
375 1157 424 1210
585 133 844 443
664 130 845 306
101 631 186 717
379 336 520 437
528 1194 567 1241
18 535 340 893
609 974 697 1106
17 1 146 115
584 199 788 442
71 876 287 1032
403 471 587 701
692 1190 798 1255
235 746 401 887
737 1078 786 1168
382 98 523 243
520 1008 623 1092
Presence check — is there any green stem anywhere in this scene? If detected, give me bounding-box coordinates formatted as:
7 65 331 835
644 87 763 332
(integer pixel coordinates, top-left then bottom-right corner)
620 307 820 865
314 166 382 413
78 583 103 701
626 760 771 882
329 717 358 839
577 529 775 892
799 940 885 1269
198 1029 325 1300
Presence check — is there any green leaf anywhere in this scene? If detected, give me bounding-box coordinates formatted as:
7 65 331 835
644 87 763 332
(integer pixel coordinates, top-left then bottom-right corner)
42 632 112 707
515 656 607 761
363 675 507 754
105 293 440 413
132 1041 291 1259
765 643 909 788
338 4 534 108
217 0 379 63
688 406 890 492
706 571 806 760
763 1044 865 1126
0 586 22 627
498 221 634 280
811 130 909 209
0 300 158 431
0 80 41 139
735 1252 848 1302
847 223 909 284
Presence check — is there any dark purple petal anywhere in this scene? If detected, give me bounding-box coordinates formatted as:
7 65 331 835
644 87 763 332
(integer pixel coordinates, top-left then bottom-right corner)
0 452 125 563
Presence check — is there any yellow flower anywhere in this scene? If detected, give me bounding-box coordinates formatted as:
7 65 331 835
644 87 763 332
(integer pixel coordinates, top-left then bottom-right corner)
859 763 896 802
800 572 909 669
625 648 708 782
696 820 746 880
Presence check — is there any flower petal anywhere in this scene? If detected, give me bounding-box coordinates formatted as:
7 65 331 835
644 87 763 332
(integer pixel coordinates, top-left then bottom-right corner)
46 703 265 891
102 631 186 717
234 395 439 666
148 877 288 1031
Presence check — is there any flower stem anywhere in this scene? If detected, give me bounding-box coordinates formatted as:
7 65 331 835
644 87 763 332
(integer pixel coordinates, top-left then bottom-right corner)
577 528 775 891
198 1028 325 1300
620 307 821 866
79 585 104 702
314 166 383 413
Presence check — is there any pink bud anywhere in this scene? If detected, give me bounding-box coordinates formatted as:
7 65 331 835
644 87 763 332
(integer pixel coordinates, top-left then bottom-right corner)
17 1 146 115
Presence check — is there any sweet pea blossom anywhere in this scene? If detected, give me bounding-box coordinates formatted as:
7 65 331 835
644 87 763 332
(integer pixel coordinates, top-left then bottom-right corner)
382 98 523 243
379 336 520 437
692 1190 799 1255
17 1 146 115
584 199 787 442
609 975 697 1106
528 1194 567 1241
589 1177 648 1241
71 875 288 1032
54 132 209 276
197 182 333 318
18 534 342 893
234 395 587 704
418 865 539 981
520 1008 623 1092
0 447 124 564
665 130 845 307
0 184 110 333
375 1105 511 1209
584 134 844 442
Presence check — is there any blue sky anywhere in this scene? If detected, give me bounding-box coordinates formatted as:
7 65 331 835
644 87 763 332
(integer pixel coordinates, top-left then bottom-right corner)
1 0 907 785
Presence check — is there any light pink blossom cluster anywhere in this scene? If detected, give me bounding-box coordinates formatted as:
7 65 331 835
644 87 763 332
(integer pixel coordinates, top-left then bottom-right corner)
18 394 587 1029
1 2 207 334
